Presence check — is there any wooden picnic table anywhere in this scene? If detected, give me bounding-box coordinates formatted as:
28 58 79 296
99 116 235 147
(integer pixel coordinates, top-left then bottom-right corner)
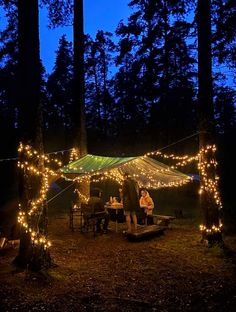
105 203 176 233
105 203 124 232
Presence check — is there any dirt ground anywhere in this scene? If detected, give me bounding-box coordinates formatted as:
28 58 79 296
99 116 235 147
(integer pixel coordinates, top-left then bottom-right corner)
1 216 236 312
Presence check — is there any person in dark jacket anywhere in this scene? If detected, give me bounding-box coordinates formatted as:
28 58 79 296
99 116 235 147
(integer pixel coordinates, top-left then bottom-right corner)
88 188 110 234
122 172 139 233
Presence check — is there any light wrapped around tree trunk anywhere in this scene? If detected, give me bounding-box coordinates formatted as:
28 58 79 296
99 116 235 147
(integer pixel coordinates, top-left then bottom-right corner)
198 145 223 246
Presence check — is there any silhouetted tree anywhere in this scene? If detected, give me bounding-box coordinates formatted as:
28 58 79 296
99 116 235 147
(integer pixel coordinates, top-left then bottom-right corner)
72 0 87 154
45 35 73 149
115 0 196 151
212 0 236 69
13 0 51 271
0 0 18 153
85 31 116 144
197 0 222 245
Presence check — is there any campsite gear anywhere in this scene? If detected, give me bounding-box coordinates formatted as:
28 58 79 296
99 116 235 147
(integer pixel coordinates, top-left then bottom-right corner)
60 154 191 189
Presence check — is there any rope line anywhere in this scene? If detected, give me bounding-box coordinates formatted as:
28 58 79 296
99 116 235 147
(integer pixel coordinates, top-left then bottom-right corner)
46 182 75 204
148 131 208 153
0 131 208 162
158 132 200 151
0 148 73 162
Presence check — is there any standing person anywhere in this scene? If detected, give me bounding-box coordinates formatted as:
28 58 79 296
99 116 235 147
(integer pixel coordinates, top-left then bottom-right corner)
118 187 123 204
88 188 110 234
122 172 139 233
72 188 80 208
139 189 155 225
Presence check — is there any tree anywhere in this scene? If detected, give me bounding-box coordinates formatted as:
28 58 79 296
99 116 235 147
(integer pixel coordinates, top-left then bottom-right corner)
71 0 89 200
40 0 88 198
214 85 236 231
115 0 196 151
214 86 236 135
13 0 51 271
212 0 236 69
197 0 222 245
85 31 116 145
0 2 18 150
72 0 87 154
45 35 73 149
0 1 19 206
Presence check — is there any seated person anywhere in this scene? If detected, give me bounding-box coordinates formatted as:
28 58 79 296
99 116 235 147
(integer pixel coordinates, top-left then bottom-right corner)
139 189 155 225
88 188 110 234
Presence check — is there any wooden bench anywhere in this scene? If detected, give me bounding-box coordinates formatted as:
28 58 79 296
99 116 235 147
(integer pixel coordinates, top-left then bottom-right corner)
125 225 165 240
152 214 176 227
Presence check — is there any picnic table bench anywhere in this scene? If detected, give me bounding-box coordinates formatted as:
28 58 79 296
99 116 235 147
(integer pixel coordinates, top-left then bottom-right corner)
125 225 165 240
125 215 176 240
152 214 176 227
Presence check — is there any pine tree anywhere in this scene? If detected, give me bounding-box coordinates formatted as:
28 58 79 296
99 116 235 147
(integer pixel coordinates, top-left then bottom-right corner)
13 0 52 271
85 31 116 144
212 0 236 69
0 0 19 153
115 0 196 151
45 35 73 149
197 0 223 245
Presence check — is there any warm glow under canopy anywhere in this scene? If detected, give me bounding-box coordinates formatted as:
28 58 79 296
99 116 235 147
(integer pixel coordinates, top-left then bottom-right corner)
60 154 191 189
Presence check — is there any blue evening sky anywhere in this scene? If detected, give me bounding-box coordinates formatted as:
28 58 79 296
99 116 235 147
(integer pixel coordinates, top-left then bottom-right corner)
0 1 234 86
40 0 131 74
0 0 131 74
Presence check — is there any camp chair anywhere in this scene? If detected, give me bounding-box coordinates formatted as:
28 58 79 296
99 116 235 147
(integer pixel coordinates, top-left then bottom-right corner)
69 203 82 232
80 203 105 236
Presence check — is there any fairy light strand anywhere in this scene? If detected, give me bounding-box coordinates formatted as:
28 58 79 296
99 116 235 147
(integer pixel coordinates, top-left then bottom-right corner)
17 142 223 245
145 144 223 234
17 143 62 249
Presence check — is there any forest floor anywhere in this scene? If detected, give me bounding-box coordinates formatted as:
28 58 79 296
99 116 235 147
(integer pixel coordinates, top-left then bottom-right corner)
1 216 236 312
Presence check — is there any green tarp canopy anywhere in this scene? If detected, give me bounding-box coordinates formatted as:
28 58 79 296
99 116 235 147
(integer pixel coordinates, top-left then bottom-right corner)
60 154 191 189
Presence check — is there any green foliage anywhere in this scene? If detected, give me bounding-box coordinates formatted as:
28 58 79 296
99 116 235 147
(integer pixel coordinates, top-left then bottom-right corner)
84 31 116 141
113 0 197 150
44 35 73 148
40 0 72 28
212 0 236 68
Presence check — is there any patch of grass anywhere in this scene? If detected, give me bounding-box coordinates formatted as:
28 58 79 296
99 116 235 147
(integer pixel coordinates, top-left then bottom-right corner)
203 245 225 258
172 217 201 229
47 270 67 281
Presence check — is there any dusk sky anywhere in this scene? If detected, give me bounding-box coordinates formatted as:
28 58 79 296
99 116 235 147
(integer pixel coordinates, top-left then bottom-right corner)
40 0 131 74
0 1 234 85
0 1 131 74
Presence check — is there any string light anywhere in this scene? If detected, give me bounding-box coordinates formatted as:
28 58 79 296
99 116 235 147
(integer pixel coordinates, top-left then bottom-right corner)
198 144 222 209
17 143 62 249
17 142 223 248
69 148 79 162
145 144 223 235
145 145 222 209
76 190 89 203
199 222 223 234
60 156 192 189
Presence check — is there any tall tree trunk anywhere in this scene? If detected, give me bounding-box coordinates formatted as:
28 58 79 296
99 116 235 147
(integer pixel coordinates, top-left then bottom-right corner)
162 0 170 145
102 52 108 137
73 0 89 200
197 0 222 245
73 0 87 154
92 55 102 129
14 0 51 270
